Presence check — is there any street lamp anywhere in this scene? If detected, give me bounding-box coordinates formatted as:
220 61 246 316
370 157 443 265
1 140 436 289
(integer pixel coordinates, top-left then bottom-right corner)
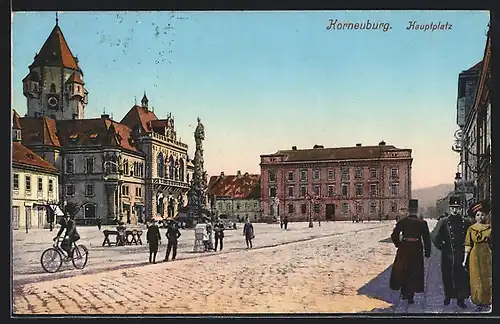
306 193 318 228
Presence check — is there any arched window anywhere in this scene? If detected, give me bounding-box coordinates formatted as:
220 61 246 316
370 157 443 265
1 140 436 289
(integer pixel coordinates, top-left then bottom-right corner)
50 83 56 93
179 159 185 182
83 203 97 219
157 152 164 178
169 155 175 180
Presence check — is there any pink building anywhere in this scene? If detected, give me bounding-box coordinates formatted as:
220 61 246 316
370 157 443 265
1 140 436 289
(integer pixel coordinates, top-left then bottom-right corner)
260 141 412 221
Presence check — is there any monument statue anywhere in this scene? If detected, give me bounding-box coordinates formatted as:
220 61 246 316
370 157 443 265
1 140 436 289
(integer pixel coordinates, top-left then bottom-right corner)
184 117 211 225
157 192 165 216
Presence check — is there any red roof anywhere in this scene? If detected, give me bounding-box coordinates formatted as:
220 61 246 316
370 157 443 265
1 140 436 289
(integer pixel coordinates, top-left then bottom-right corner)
208 174 261 199
18 116 140 153
65 72 85 85
12 142 58 173
30 25 80 71
263 144 410 162
19 117 61 147
120 105 158 132
12 110 21 129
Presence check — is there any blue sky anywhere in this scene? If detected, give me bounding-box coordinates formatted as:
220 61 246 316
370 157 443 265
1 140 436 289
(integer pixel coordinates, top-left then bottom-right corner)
12 11 489 189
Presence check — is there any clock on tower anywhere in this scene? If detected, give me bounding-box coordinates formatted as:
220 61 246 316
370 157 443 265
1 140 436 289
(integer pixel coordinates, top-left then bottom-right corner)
47 94 60 110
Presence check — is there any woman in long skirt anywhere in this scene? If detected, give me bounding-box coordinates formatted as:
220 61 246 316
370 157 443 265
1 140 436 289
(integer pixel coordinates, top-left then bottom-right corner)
464 202 492 312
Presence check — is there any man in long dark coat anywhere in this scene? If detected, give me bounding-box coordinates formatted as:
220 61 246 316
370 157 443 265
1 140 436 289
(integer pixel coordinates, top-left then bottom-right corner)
431 196 472 308
389 199 432 304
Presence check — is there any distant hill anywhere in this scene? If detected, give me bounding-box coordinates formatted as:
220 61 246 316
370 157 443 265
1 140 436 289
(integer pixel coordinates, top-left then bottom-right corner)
412 184 454 210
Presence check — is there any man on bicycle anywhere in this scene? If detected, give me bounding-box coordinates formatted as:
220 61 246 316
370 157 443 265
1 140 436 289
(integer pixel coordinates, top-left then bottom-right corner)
53 212 80 260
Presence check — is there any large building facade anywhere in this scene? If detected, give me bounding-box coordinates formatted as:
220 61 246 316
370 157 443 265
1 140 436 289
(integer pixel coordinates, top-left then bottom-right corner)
260 142 412 221
15 20 194 225
12 112 60 230
454 23 491 209
208 171 261 222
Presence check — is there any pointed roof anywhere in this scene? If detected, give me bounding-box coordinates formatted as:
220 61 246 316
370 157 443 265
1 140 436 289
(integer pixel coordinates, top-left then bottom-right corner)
65 72 85 85
120 105 158 132
12 142 59 173
30 24 80 71
141 91 149 103
18 116 61 147
12 110 21 129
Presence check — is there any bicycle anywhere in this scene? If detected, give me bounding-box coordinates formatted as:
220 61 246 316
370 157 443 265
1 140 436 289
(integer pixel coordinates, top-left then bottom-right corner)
40 237 89 273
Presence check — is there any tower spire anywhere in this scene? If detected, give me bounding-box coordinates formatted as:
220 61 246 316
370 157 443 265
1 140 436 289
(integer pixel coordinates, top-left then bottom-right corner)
55 12 59 26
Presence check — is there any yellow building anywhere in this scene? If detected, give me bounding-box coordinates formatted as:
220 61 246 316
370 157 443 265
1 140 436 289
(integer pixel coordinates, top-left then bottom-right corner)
12 111 60 230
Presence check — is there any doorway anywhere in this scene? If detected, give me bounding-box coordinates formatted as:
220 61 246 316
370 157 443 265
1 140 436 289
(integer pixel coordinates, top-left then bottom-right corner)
325 204 335 221
25 206 32 230
37 207 45 228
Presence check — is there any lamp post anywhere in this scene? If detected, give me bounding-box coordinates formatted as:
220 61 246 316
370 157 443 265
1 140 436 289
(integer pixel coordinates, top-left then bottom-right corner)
306 193 317 228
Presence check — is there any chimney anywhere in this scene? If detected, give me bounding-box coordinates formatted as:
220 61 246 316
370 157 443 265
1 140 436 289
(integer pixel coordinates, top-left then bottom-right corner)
237 170 242 177
379 140 386 146
220 171 225 178
356 143 362 147
101 114 110 119
292 146 297 150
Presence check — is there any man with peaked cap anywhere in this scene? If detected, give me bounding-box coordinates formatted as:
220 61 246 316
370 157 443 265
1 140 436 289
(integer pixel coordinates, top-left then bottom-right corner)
431 196 472 308
389 199 432 304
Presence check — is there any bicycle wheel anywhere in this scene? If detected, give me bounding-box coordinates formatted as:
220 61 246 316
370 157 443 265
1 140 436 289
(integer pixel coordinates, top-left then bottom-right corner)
41 248 63 273
71 245 88 269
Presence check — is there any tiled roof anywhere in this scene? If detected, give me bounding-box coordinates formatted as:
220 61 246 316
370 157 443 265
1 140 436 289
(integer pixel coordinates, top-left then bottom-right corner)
18 117 61 147
30 25 80 71
264 145 408 162
12 110 21 129
19 116 139 152
65 72 85 85
120 105 158 132
22 71 41 82
12 141 58 173
208 174 261 199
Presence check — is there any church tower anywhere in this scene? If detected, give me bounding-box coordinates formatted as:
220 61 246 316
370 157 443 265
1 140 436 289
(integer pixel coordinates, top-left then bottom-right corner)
22 15 88 120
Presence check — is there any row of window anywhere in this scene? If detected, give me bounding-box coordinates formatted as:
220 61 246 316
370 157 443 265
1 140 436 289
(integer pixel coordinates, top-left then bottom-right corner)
13 174 54 193
270 167 400 183
65 157 145 177
286 201 399 214
66 183 143 198
217 201 259 210
270 182 400 198
156 152 185 181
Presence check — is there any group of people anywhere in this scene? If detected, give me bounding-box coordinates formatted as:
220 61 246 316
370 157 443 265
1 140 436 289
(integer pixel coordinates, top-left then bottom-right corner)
146 220 182 264
196 219 226 252
390 196 492 311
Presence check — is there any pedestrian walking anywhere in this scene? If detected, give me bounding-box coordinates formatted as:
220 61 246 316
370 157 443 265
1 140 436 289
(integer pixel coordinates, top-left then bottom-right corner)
96 219 102 230
165 222 181 261
146 220 161 263
464 201 492 312
283 215 288 230
243 218 254 249
431 196 472 308
214 220 225 251
389 199 431 304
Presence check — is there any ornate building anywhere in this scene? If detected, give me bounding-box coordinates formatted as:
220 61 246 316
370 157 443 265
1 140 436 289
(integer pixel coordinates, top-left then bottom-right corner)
15 19 195 225
208 171 261 222
260 142 413 221
12 111 60 230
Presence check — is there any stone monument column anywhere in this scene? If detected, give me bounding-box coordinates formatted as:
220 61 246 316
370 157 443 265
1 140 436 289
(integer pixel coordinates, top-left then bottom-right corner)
105 183 118 222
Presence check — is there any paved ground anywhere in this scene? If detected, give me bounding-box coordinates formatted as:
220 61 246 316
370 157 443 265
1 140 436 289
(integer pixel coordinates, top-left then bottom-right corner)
12 219 490 314
12 221 388 286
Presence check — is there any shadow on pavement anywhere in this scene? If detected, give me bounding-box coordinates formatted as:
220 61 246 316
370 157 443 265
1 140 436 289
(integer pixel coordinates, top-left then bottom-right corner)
379 237 393 243
357 264 400 313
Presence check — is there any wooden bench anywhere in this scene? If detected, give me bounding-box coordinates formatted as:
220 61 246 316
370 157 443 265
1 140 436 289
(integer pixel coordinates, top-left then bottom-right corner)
125 230 143 245
102 230 127 246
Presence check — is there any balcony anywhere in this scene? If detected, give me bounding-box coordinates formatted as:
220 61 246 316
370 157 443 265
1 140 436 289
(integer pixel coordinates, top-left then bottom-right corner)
103 173 120 182
152 177 189 189
150 132 188 149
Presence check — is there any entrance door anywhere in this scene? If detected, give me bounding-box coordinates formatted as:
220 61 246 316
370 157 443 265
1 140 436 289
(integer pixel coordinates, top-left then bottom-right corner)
12 206 20 230
325 204 335 221
37 207 45 228
25 206 32 230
